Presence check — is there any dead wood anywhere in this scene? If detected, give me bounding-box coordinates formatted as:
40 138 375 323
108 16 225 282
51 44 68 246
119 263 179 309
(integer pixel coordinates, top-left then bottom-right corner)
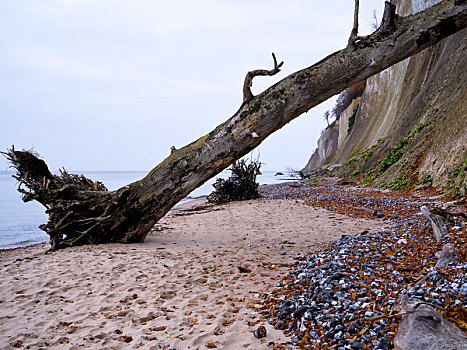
394 296 467 350
243 53 283 102
421 206 448 243
435 243 458 268
347 0 370 48
4 0 467 250
433 206 467 221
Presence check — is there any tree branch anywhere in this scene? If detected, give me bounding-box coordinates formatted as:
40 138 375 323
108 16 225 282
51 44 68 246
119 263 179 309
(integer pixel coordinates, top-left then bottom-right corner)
347 0 370 48
380 1 399 33
243 53 284 102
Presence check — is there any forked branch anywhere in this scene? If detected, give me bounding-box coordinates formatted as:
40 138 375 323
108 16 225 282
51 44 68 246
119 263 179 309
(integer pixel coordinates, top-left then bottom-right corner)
348 0 398 48
348 0 370 48
243 53 284 102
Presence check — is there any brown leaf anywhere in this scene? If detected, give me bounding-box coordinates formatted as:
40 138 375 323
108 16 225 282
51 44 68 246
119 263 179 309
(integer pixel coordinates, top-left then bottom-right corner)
12 340 23 348
222 320 234 327
206 342 217 348
211 327 225 336
119 335 133 343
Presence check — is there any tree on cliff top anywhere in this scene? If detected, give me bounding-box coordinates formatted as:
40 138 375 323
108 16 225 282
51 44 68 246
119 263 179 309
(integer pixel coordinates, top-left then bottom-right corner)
332 80 367 119
3 0 467 250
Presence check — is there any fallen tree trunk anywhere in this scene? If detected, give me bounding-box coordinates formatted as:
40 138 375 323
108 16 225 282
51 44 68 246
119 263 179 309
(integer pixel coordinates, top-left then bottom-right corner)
4 0 467 250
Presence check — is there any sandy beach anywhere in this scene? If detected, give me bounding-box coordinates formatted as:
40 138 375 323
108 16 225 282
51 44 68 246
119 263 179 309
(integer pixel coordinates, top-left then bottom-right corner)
0 198 385 349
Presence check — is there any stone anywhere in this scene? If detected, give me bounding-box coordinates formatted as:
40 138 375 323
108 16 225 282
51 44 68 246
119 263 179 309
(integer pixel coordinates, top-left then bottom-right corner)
395 303 467 350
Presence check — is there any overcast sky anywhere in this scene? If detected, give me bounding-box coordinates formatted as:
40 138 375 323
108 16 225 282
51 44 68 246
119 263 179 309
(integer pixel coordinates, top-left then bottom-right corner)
0 0 385 172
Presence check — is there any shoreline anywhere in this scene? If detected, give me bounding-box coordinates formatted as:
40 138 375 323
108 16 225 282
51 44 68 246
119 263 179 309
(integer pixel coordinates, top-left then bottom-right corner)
0 190 385 349
2 179 464 349
0 178 300 251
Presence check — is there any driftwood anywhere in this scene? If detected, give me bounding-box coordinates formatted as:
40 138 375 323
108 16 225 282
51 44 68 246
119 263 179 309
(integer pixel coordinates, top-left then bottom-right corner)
433 206 467 221
421 206 448 243
394 296 467 350
435 243 458 268
3 0 467 250
395 206 464 349
421 206 459 268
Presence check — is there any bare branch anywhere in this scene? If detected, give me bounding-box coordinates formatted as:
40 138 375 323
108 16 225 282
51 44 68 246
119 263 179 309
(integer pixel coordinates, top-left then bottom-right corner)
347 0 370 48
243 53 284 102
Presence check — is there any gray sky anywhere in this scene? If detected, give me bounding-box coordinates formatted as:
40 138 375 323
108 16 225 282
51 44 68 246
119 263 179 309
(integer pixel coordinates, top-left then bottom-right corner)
0 0 384 172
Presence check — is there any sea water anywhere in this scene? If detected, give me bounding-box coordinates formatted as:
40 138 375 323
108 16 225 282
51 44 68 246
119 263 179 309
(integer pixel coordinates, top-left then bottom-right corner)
0 170 295 249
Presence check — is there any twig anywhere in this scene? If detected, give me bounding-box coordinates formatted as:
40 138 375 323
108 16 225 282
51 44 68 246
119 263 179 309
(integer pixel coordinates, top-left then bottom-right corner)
362 301 448 322
363 311 412 322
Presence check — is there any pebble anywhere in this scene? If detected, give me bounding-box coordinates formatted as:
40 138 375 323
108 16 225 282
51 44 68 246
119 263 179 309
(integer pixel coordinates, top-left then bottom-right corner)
256 180 467 349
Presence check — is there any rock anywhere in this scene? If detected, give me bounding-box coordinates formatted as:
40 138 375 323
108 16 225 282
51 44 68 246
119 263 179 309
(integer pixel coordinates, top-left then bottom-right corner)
374 211 384 218
460 283 467 296
394 303 467 350
237 266 251 273
336 178 350 186
253 326 267 339
377 338 391 350
275 172 284 176
293 305 308 319
351 341 363 349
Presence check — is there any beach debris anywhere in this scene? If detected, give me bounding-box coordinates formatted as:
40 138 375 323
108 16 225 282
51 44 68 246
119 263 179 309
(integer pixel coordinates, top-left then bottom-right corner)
255 179 467 348
253 325 267 339
118 335 133 343
238 266 251 273
394 296 467 349
421 206 448 243
435 243 458 269
12 340 23 348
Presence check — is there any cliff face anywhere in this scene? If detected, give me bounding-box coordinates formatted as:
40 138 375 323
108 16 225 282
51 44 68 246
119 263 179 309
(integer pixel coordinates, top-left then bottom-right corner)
303 0 467 196
303 99 359 171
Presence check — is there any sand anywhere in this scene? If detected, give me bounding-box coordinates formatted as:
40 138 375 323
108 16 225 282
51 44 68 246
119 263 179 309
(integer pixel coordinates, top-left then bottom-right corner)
0 198 385 349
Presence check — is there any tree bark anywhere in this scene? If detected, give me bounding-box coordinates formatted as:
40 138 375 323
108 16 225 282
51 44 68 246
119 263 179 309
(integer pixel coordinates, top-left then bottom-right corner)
4 0 467 250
